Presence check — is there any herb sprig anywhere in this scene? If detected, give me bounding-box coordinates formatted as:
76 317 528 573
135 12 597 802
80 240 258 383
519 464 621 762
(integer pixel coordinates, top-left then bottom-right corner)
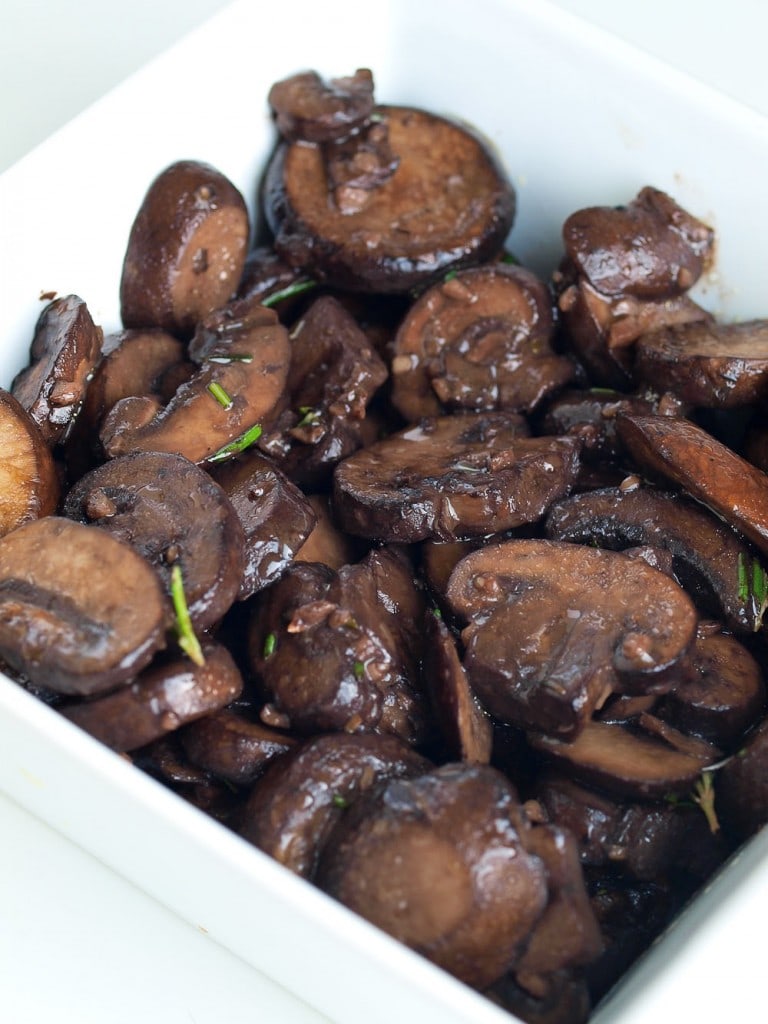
170 564 205 666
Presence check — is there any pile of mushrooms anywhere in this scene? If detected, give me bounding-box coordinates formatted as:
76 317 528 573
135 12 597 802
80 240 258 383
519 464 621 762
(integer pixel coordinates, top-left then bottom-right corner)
2 67 768 1024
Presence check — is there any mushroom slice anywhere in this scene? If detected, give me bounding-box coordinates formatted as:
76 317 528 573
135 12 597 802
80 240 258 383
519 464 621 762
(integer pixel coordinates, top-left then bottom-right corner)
179 708 298 787
333 413 580 543
0 517 165 695
11 294 103 446
659 628 765 748
316 763 549 990
423 611 492 764
528 720 716 800
100 300 289 464
617 413 768 558
63 451 245 632
562 187 714 299
239 732 429 877
268 69 375 144
248 550 428 744
717 716 768 839
120 160 249 337
294 493 363 570
264 105 516 293
635 319 768 407
545 485 762 634
0 389 60 536
209 450 316 599
445 540 698 737
391 263 572 421
60 642 243 753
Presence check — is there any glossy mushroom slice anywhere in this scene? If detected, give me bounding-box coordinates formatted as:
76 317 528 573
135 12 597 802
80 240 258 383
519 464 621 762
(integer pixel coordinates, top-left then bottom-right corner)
271 294 388 486
445 540 698 737
333 413 580 543
423 610 492 764
617 413 768 558
264 105 516 293
63 451 246 632
239 732 429 877
179 708 299 787
545 485 763 634
562 187 714 299
60 642 243 753
268 68 375 144
11 294 103 446
100 300 289 464
634 319 768 407
658 626 765 748
209 451 316 599
294 493 364 570
0 388 60 536
248 549 428 745
120 160 249 338
717 716 768 839
528 719 716 800
0 517 166 695
390 263 572 421
316 763 550 990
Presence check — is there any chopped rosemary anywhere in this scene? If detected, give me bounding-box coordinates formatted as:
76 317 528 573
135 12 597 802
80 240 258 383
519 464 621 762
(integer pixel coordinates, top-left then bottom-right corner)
332 794 350 809
692 772 720 835
736 553 768 630
263 632 277 658
207 381 233 409
208 353 254 364
738 553 750 601
353 660 365 680
501 251 521 265
206 422 263 464
296 406 321 428
170 564 205 667
261 278 318 308
443 269 458 282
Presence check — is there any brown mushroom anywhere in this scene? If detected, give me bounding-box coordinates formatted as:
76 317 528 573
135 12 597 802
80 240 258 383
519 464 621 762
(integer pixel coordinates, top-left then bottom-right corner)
179 708 299 787
617 413 768 558
0 517 166 695
268 69 375 144
545 485 763 634
333 413 580 543
317 763 549 990
120 160 249 338
634 319 768 407
209 450 315 599
0 388 60 536
717 716 768 839
264 105 516 293
11 294 103 446
390 263 572 421
63 451 245 632
60 642 243 752
294 493 364 570
100 299 289 464
445 540 698 737
239 731 429 877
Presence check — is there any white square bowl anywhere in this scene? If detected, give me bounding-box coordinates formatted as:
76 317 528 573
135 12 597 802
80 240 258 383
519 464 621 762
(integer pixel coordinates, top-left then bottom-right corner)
1 2 768 1022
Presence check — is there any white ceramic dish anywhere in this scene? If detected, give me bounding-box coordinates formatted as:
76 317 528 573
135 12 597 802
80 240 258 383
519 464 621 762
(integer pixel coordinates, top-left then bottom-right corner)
1 1 768 1022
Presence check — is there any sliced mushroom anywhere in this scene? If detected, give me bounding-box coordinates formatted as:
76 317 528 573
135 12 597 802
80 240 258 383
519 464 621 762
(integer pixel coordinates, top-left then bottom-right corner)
562 187 714 299
391 263 572 421
317 763 549 990
528 720 716 799
264 105 516 293
658 628 765 747
617 413 768 557
100 299 289 464
717 716 768 839
11 294 103 446
0 517 166 695
545 485 762 633
209 451 315 599
294 493 364 569
120 160 249 337
333 413 580 543
239 732 429 877
634 319 768 408
0 388 60 536
446 540 698 737
248 550 428 744
60 642 243 752
423 610 492 764
179 708 298 786
268 69 375 144
63 451 246 631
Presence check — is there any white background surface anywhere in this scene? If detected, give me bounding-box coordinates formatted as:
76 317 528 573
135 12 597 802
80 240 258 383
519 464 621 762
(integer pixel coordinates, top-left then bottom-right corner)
1 2 767 1022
